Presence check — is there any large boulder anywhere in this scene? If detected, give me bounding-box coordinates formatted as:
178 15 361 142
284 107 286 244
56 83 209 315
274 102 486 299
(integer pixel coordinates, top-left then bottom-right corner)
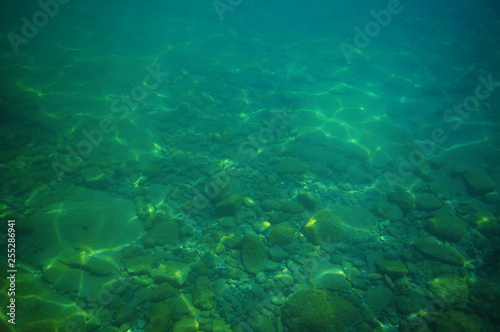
301 208 375 246
282 288 357 332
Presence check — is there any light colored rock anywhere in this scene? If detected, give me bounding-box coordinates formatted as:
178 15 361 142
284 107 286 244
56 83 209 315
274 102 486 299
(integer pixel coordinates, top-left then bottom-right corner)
309 262 352 292
154 261 191 287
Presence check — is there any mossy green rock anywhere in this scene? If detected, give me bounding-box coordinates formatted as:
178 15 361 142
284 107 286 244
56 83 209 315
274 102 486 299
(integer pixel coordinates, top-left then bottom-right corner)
376 259 408 278
84 255 118 276
193 284 216 310
144 220 180 248
297 191 319 210
152 282 177 302
446 310 482 332
301 209 371 245
415 236 465 266
281 201 305 214
125 255 156 275
269 222 296 246
426 215 466 242
282 288 357 332
214 193 243 216
464 172 496 195
276 157 309 174
366 286 396 314
153 261 191 287
241 233 265 274
416 194 443 212
387 190 415 214
221 234 243 249
82 166 108 190
146 302 172 332
144 213 166 231
427 275 468 305
252 315 275 332
470 211 499 233
172 318 199 332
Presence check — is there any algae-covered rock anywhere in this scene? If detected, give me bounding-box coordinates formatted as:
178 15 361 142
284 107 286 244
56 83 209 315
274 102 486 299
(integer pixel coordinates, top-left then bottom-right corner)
172 318 199 332
268 246 289 262
464 172 496 195
281 200 305 214
241 233 265 274
276 157 309 174
387 190 415 214
446 310 482 332
153 261 191 287
214 193 243 216
193 276 216 310
144 220 180 248
376 259 408 278
301 209 372 245
415 236 465 266
416 194 443 212
366 286 396 314
297 191 319 210
269 222 296 246
282 288 357 332
144 213 166 231
152 282 177 302
221 234 243 249
309 263 352 292
82 166 108 190
249 315 275 332
470 211 499 233
426 215 466 242
427 274 468 305
43 260 82 292
125 255 156 275
146 302 173 332
84 255 119 276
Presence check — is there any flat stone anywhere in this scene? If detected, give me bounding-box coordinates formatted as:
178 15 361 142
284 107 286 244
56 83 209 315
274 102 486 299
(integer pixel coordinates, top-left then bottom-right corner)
172 318 199 332
366 286 396 314
153 261 191 287
464 172 496 195
82 166 108 190
416 194 443 212
426 215 466 242
144 220 180 248
415 236 465 266
376 259 408 278
21 187 142 268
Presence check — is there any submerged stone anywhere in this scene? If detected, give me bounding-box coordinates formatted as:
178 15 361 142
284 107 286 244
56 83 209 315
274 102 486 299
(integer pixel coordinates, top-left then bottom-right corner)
376 259 408 278
241 233 265 274
426 215 466 242
464 172 496 195
415 236 465 266
269 222 296 246
282 288 357 332
153 261 191 287
214 193 243 216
